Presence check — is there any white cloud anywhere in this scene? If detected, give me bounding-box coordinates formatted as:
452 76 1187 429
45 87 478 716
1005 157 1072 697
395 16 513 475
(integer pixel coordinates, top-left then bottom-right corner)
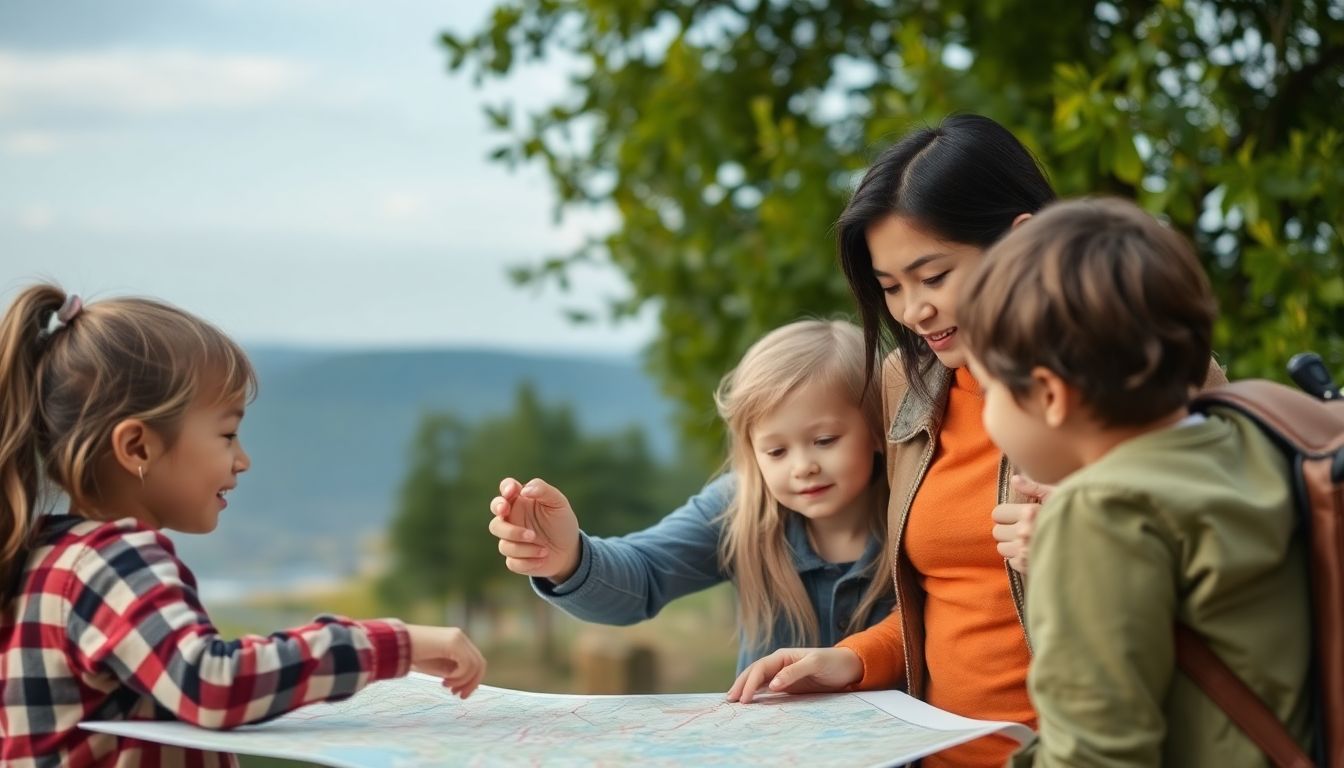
0 49 310 116
380 193 427 221
17 205 55 232
2 131 63 155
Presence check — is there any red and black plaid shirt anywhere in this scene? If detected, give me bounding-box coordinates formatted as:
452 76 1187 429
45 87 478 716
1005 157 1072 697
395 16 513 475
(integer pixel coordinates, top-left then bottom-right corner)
0 515 410 767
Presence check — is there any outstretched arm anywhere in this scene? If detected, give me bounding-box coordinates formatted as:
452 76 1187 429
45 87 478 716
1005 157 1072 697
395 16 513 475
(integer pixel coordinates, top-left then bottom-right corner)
489 474 735 625
63 522 483 729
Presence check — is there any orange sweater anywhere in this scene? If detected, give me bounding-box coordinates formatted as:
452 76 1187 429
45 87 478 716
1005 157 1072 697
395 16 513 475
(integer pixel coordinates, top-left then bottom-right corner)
838 368 1035 768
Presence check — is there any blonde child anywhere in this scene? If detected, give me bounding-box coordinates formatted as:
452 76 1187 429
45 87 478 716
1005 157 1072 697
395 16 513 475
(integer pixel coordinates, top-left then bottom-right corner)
958 199 1312 765
0 285 486 767
487 319 894 671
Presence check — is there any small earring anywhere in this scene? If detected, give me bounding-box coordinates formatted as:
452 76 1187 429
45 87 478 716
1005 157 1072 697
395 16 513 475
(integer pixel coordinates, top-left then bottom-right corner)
137 465 145 485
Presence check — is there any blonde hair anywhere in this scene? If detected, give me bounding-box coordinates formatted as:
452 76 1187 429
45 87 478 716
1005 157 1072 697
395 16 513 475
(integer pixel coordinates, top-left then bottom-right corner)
0 284 255 604
715 319 891 649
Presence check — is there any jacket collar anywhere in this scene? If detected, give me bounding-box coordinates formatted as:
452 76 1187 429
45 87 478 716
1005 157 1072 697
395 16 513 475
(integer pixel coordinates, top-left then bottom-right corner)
784 511 881 574
890 361 954 443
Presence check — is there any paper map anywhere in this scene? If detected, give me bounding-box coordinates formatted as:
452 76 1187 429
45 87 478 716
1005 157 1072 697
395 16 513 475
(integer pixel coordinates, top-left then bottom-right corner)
82 673 1033 766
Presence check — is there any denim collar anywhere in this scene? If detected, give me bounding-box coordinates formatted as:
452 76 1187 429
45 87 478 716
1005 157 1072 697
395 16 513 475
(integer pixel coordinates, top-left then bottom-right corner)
784 511 881 574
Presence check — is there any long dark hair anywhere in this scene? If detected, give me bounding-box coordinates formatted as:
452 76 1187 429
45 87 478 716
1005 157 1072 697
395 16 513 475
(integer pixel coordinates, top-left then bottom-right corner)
837 114 1057 401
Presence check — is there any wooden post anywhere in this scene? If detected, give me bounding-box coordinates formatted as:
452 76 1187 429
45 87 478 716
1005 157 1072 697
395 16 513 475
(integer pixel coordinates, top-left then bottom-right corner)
572 632 661 694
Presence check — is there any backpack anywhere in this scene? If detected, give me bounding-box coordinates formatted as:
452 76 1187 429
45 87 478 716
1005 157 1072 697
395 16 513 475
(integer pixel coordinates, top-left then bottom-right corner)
1178 353 1344 768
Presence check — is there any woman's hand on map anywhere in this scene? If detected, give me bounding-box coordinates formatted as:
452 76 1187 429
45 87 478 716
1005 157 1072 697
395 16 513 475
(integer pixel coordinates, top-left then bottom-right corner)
406 625 487 699
990 474 1055 576
489 477 583 583
726 647 863 704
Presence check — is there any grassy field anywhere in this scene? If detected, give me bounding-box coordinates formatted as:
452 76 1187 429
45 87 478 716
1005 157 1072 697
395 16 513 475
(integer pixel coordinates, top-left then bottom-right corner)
204 576 741 767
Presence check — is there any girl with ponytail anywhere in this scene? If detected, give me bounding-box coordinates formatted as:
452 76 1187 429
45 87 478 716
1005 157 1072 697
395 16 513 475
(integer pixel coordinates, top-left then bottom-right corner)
0 284 486 767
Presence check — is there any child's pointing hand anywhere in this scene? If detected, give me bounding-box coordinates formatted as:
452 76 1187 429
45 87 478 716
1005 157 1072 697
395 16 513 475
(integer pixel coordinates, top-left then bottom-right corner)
488 477 583 582
726 647 863 704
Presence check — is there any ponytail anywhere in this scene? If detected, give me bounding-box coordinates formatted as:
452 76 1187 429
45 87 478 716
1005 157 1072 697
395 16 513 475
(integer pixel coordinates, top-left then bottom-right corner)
0 284 67 603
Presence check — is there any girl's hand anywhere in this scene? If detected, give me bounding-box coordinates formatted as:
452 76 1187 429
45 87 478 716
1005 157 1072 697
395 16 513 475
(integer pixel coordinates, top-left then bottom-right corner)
726 647 863 704
405 625 486 699
991 474 1055 576
488 477 582 582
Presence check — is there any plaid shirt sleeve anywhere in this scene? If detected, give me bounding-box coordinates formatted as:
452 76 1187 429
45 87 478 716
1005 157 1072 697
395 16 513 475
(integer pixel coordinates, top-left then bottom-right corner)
62 521 411 730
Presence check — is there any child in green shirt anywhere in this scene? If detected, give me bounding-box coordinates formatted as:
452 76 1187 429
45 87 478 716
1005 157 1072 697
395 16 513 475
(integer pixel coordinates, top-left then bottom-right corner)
958 197 1312 767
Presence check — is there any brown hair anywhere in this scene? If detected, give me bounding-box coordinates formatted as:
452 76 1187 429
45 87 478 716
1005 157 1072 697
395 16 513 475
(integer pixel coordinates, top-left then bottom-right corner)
959 198 1215 427
1 284 255 603
715 319 891 649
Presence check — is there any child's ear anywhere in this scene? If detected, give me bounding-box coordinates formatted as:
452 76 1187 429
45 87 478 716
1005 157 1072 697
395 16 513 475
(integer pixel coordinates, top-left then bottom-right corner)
1010 212 1033 230
109 419 166 479
1029 366 1073 428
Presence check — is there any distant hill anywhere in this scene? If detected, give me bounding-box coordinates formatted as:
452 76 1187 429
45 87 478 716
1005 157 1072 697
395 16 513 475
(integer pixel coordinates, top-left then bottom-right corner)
171 346 679 581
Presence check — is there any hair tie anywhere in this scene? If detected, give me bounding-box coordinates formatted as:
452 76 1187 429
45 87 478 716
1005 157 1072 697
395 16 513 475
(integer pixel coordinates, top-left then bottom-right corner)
39 294 83 340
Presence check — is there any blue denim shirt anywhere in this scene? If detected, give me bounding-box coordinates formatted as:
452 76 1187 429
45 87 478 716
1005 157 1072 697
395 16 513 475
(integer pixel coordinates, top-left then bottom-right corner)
532 473 894 673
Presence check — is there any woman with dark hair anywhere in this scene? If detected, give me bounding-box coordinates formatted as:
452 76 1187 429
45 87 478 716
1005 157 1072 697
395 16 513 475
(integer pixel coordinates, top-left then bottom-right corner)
728 114 1226 768
839 114 1056 402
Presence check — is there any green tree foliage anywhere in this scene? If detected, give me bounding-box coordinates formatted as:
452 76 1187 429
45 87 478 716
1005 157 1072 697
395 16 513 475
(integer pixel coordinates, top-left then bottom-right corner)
443 0 1344 457
380 383 665 623
379 412 476 614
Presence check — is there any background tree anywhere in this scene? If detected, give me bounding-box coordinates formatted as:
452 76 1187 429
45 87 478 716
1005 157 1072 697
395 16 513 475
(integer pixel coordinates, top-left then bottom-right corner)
381 382 666 641
380 412 483 623
443 0 1344 461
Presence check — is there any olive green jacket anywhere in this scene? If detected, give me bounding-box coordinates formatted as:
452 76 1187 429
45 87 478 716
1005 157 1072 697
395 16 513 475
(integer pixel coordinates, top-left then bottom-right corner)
1010 408 1313 767
874 356 1225 698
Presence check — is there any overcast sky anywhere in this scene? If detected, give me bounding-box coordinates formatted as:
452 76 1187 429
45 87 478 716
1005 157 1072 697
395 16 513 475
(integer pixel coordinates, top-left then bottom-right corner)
0 0 655 354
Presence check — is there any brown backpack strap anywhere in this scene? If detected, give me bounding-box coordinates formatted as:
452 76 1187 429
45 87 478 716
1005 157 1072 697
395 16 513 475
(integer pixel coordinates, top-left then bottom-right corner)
1175 624 1315 768
1192 381 1344 455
